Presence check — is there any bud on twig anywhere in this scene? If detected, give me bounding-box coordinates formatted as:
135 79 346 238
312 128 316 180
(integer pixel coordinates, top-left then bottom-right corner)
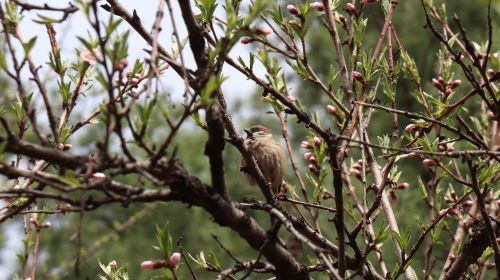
256 26 273 36
404 124 417 133
313 136 321 146
310 2 325 12
141 260 156 269
308 164 319 175
449 79 462 89
353 169 362 181
326 105 339 118
422 159 437 168
287 5 300 17
241 37 255 44
394 182 409 190
432 78 444 91
389 190 398 202
304 152 313 161
301 141 312 149
309 156 317 164
345 3 357 16
92 172 106 179
288 19 302 29
168 252 181 268
409 152 422 158
352 71 364 83
322 191 333 200
461 200 473 208
352 162 362 171
287 95 296 103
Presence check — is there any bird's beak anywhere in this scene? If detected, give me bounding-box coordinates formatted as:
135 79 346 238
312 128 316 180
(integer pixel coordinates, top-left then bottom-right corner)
244 129 252 138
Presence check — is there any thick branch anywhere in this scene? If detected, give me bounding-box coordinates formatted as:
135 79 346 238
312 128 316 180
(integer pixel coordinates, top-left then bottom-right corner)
443 223 499 280
1 135 87 170
149 157 309 279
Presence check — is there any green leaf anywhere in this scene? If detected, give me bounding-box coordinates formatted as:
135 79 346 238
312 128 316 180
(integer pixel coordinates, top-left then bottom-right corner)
23 36 37 54
417 177 428 198
155 222 172 259
375 223 389 244
191 110 207 130
208 251 221 271
58 79 72 103
32 13 58 24
0 50 7 70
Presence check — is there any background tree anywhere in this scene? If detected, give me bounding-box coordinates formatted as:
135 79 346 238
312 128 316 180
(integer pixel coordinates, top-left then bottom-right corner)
0 0 498 279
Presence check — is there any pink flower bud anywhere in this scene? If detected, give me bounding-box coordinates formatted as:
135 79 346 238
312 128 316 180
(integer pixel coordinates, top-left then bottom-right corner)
448 254 456 261
326 105 338 116
303 152 313 160
352 162 362 171
450 190 457 198
437 76 445 85
322 191 333 200
313 136 321 146
241 37 255 44
345 3 357 15
422 159 437 168
338 14 347 25
301 141 312 149
92 172 106 179
404 124 417 133
487 111 495 120
449 79 462 89
80 48 101 65
389 190 398 201
309 156 317 163
109 260 117 268
141 260 156 269
256 26 273 36
394 182 409 190
461 200 473 208
42 221 51 228
169 252 181 267
58 143 72 151
288 19 302 29
432 78 443 91
438 209 448 217
114 58 128 71
409 152 422 158
352 71 363 82
287 95 296 103
310 2 325 12
130 77 140 85
445 88 453 95
353 169 362 181
287 4 300 17
308 164 318 174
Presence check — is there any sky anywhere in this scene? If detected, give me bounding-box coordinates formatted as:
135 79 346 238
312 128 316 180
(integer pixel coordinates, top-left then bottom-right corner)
0 0 267 278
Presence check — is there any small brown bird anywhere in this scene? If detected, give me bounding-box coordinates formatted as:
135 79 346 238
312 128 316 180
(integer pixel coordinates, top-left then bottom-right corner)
240 125 286 194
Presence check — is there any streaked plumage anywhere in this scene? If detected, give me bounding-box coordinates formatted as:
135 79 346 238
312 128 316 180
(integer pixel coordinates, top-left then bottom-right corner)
240 125 285 194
